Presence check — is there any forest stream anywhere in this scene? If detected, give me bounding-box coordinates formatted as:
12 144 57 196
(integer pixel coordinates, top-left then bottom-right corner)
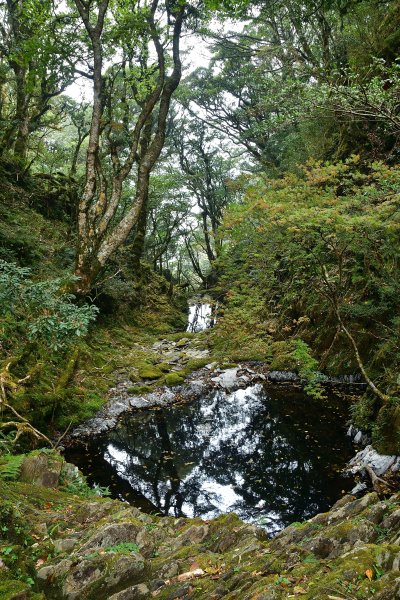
65 303 356 536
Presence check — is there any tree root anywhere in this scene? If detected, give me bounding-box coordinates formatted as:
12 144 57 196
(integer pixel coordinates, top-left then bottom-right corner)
0 360 55 448
361 462 392 493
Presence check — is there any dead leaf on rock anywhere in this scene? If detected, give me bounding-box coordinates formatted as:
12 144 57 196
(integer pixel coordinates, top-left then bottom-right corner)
365 568 373 581
293 586 307 595
177 568 205 581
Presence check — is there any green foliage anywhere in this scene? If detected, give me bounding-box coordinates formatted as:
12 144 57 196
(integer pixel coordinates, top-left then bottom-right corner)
0 454 25 482
60 471 110 498
0 260 98 352
0 432 17 455
105 542 140 554
215 159 400 420
291 340 327 399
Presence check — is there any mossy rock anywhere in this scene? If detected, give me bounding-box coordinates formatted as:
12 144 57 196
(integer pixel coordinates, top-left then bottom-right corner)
127 385 153 394
0 575 32 600
176 338 189 348
173 370 187 379
184 358 210 373
138 366 163 380
166 332 196 342
165 373 185 386
157 363 171 373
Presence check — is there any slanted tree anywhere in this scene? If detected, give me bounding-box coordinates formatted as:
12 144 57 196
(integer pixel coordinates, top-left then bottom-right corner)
72 0 185 293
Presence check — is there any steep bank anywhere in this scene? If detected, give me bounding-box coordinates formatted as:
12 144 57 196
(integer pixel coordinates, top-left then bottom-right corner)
1 452 399 599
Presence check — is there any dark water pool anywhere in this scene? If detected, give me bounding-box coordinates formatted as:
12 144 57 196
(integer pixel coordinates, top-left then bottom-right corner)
65 384 356 534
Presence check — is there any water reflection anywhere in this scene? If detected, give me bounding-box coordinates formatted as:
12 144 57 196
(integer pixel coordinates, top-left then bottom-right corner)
67 385 355 534
187 303 214 332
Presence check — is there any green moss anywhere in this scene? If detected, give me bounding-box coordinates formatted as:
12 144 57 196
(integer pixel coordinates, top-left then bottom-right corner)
183 358 210 373
165 332 197 342
127 385 153 394
157 363 171 373
165 373 185 386
138 366 163 380
176 338 189 348
0 577 31 599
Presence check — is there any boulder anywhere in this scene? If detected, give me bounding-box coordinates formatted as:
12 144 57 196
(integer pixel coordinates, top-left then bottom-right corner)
19 452 62 488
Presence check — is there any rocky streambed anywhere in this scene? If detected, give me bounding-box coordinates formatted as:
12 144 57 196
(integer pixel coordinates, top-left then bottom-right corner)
2 319 400 599
65 342 387 535
1 451 400 600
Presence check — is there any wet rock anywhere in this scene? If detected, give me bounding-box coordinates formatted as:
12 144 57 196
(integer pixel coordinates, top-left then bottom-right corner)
129 396 151 409
350 481 368 495
348 445 399 476
347 424 372 446
211 368 239 390
205 362 218 370
186 379 206 394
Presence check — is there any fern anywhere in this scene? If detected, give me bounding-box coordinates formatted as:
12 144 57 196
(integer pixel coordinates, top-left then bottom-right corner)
0 431 16 454
0 454 25 481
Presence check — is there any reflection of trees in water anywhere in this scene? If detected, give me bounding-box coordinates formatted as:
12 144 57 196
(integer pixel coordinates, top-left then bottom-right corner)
105 386 354 529
187 302 217 333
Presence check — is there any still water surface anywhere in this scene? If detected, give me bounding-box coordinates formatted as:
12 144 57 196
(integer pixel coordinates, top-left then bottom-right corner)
186 303 214 333
66 384 355 534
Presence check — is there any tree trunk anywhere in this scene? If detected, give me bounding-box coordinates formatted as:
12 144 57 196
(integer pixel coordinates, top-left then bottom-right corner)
73 0 183 294
131 191 149 271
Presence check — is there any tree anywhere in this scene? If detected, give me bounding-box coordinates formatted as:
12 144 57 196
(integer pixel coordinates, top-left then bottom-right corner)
0 0 77 164
184 0 400 171
142 172 191 276
173 115 239 264
71 0 185 293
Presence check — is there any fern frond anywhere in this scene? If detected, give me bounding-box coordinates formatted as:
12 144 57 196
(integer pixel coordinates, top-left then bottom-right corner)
0 454 25 481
